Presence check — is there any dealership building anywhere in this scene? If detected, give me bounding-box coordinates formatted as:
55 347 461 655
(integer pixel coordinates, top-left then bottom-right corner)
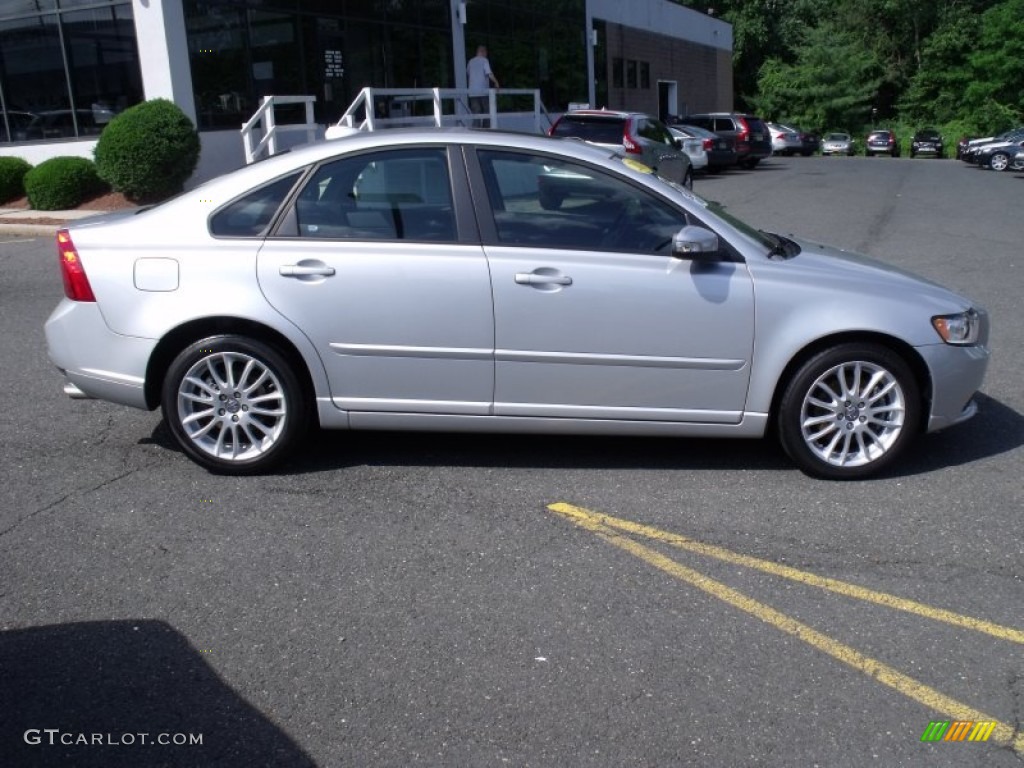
0 0 732 184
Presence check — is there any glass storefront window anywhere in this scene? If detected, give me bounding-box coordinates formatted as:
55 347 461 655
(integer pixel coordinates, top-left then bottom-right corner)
0 14 70 142
186 0 454 130
0 2 142 143
186 2 250 129
63 6 143 136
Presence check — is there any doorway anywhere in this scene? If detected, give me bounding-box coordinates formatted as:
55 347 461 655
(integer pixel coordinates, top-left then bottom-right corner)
657 80 678 122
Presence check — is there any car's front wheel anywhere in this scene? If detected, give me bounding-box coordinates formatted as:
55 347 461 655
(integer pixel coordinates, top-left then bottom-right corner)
989 152 1010 171
161 335 308 474
777 344 921 480
683 167 693 190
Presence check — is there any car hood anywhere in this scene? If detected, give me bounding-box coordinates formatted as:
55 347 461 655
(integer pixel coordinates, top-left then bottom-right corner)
778 237 975 311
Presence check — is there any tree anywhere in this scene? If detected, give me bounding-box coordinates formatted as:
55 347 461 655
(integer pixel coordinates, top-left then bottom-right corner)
755 21 883 130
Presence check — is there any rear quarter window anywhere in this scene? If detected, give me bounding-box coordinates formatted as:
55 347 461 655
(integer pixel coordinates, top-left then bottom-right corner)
210 172 302 237
552 117 624 145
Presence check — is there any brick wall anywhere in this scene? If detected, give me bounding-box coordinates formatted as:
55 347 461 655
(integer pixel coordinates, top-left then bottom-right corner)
601 22 732 117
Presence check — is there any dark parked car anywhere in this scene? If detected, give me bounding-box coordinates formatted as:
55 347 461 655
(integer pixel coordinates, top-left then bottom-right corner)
910 129 943 158
866 130 900 157
680 112 772 169
960 128 1024 165
668 123 737 172
974 138 1024 171
784 125 820 156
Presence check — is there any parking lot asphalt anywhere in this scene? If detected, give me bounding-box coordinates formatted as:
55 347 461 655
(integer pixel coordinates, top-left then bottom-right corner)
1 155 1022 767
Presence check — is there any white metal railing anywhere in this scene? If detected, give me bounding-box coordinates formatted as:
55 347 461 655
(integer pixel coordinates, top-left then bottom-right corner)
326 87 552 138
241 95 318 164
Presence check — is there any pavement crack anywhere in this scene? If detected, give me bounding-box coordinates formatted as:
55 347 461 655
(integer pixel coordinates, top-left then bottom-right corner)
0 462 157 539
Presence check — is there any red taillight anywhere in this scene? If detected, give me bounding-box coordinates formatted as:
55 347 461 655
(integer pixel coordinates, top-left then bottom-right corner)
622 124 642 154
57 229 95 302
737 118 750 144
702 138 713 151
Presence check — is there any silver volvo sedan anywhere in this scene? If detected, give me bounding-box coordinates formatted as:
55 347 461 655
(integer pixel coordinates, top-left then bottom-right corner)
45 129 989 479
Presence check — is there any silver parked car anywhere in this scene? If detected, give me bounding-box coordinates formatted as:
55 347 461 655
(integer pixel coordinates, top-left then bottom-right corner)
549 110 693 188
668 125 708 172
821 132 856 156
766 122 802 156
46 129 990 479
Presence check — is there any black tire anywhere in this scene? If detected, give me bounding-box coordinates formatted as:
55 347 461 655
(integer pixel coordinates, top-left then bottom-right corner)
161 335 309 474
777 343 921 480
683 167 694 190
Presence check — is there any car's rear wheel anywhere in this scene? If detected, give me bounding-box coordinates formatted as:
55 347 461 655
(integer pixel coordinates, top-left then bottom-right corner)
162 335 308 474
777 343 921 480
989 152 1010 171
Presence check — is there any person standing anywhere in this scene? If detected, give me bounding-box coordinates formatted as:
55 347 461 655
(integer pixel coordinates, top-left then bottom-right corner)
467 45 499 127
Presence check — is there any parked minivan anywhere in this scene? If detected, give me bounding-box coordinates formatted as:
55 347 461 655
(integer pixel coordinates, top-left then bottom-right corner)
679 112 772 168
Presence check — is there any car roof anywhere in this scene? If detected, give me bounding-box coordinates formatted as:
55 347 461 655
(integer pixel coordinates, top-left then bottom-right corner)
192 128 630 192
562 109 644 120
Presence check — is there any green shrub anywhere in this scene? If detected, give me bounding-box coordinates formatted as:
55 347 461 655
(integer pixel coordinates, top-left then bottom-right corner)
24 156 106 210
94 98 200 203
0 156 32 203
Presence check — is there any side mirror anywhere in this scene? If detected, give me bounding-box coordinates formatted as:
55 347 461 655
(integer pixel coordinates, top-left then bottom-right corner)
673 137 683 150
672 225 721 261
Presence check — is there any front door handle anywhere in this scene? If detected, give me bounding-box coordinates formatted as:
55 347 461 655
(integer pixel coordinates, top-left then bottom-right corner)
514 272 572 286
280 264 336 277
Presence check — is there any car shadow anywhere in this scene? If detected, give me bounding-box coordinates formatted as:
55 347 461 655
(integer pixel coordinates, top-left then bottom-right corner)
143 393 1022 480
883 392 1024 477
0 620 316 767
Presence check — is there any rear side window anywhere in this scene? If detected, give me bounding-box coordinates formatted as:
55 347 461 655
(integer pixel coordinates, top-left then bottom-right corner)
637 118 673 145
290 147 455 241
745 118 768 134
552 117 624 144
713 118 736 132
210 172 302 237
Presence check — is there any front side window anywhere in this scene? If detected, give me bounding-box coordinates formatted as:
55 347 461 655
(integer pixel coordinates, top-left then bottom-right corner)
292 147 455 241
477 149 688 254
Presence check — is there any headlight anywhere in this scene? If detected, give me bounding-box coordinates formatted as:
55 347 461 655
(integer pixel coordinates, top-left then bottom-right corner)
932 310 980 345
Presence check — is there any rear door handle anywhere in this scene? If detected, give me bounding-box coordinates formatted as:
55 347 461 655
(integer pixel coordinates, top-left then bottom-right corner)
280 264 336 277
514 273 572 286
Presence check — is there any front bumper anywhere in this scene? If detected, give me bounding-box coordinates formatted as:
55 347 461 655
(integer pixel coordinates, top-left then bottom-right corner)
916 341 990 432
45 299 156 410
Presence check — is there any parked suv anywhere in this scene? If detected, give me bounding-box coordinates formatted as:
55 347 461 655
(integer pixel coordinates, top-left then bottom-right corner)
865 129 900 157
910 129 943 158
679 112 772 168
548 110 692 188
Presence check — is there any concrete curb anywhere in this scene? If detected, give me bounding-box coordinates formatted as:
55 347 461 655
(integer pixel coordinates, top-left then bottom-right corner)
0 209 115 236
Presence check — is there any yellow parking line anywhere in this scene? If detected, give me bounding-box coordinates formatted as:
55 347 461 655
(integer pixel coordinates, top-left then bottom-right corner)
547 502 1024 756
548 503 1024 646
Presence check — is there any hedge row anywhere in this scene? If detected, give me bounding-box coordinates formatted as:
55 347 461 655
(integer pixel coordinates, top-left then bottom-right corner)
0 98 200 209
